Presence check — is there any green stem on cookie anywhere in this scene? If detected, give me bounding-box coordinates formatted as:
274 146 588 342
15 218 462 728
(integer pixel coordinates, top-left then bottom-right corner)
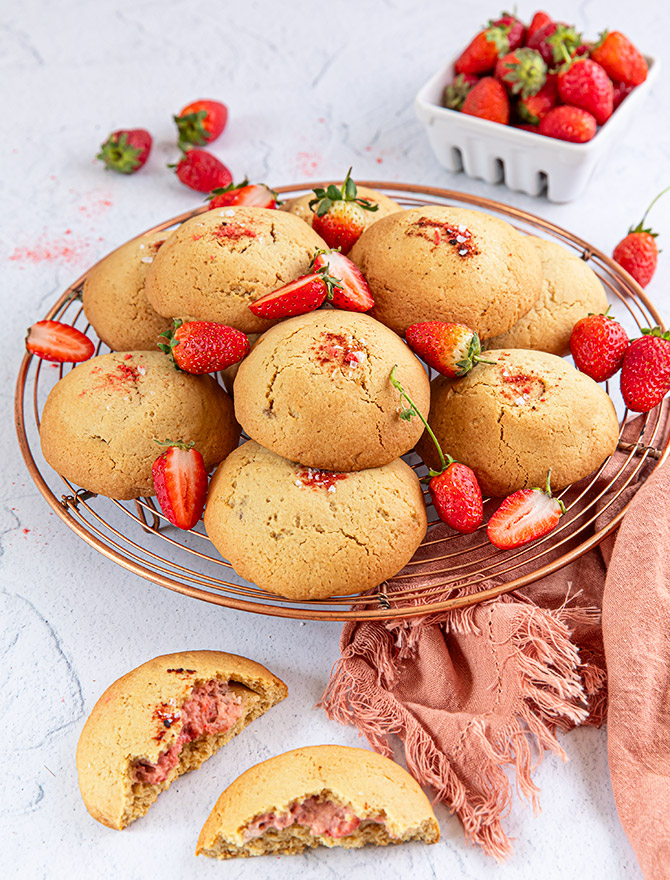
390 364 451 474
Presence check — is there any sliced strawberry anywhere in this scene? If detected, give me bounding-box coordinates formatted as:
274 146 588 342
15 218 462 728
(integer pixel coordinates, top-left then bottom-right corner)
487 474 565 549
152 442 208 530
208 180 279 210
26 320 95 363
312 250 374 312
249 274 328 319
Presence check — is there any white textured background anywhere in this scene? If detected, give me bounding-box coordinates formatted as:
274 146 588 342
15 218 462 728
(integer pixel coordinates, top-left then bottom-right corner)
2 1 668 878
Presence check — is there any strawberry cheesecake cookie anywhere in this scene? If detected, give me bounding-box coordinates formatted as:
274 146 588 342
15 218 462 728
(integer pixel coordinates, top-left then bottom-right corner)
233 310 430 472
144 207 327 334
76 651 287 830
419 349 619 496
40 351 238 499
196 745 439 859
282 185 402 229
203 440 427 600
349 206 542 338
485 236 608 355
82 231 172 351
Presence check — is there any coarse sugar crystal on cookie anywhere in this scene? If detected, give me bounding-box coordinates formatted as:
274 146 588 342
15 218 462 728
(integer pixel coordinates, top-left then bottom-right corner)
418 349 619 497
233 310 430 472
349 206 543 338
485 236 608 355
39 351 239 499
203 441 427 600
143 207 328 334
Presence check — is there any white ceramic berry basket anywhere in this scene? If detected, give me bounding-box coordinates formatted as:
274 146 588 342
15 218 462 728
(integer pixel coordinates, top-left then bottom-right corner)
414 54 660 202
15 182 670 621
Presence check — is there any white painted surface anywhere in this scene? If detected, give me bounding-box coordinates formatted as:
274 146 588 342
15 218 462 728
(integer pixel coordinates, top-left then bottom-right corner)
2 1 668 878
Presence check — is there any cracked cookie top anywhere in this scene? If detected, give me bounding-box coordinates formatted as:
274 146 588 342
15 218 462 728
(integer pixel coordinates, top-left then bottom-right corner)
204 440 427 600
233 310 430 472
39 351 239 499
418 348 619 497
144 207 328 334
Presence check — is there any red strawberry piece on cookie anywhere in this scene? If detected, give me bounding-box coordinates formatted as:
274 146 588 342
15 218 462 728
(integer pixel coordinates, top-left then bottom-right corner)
158 320 249 374
207 180 279 210
172 149 233 192
97 129 152 174
174 99 228 149
569 308 630 382
152 442 208 530
312 249 374 312
620 328 670 413
26 321 95 363
309 169 378 254
249 274 329 319
487 472 565 549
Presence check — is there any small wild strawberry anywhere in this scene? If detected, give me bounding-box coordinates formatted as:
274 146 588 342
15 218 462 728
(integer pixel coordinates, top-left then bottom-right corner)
612 186 669 287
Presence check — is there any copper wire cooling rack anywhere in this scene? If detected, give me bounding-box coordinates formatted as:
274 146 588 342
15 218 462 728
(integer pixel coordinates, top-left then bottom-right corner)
15 182 670 620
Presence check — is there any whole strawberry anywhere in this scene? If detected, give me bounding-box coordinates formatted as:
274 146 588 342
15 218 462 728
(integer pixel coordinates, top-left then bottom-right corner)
158 319 249 374
152 441 208 530
455 14 525 76
461 76 510 124
539 105 597 142
390 366 483 534
405 321 495 377
174 99 228 149
97 129 152 174
620 328 670 413
557 57 613 125
612 187 669 287
517 74 558 124
309 169 378 254
495 48 547 98
487 472 565 549
527 11 552 42
527 21 581 66
207 180 278 210
443 73 478 111
172 149 233 192
569 308 630 382
590 31 648 86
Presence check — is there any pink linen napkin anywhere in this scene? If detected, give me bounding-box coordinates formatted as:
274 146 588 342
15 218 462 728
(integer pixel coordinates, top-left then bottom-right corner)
319 413 668 872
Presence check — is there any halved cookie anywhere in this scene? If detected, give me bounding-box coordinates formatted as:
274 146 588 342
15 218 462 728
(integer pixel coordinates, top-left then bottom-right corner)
76 651 288 830
196 745 439 859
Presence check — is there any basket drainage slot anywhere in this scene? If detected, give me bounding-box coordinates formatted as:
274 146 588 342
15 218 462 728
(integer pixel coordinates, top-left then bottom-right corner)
450 146 463 173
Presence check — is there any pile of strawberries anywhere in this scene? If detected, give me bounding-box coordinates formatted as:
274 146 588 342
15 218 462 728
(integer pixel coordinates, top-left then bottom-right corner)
443 11 648 142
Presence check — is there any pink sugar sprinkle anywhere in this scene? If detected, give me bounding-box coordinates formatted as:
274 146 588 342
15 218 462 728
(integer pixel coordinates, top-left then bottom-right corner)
9 236 90 266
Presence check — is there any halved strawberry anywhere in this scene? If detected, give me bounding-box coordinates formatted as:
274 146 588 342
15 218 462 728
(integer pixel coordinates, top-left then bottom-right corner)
207 179 279 210
486 473 565 549
312 249 374 312
152 441 208 530
249 274 328 319
26 320 95 363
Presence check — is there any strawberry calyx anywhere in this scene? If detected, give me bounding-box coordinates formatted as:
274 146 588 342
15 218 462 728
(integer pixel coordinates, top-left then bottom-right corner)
207 178 250 200
97 132 143 174
158 319 184 369
443 74 477 110
174 109 211 150
500 48 547 98
154 438 196 451
640 326 670 342
312 262 345 301
309 168 379 218
484 20 512 55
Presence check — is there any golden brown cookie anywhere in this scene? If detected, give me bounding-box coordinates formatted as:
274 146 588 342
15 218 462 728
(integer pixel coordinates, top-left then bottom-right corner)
144 208 327 334
204 441 427 600
82 231 173 351
220 333 259 394
40 351 239 499
418 349 619 496
196 744 439 859
282 185 402 229
485 236 608 355
349 206 543 338
76 651 288 830
233 310 430 471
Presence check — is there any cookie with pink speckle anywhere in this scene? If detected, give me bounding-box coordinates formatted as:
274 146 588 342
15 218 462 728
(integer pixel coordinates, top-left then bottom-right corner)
349 206 542 338
233 310 430 472
204 440 427 600
82 231 172 351
39 351 239 499
144 208 327 334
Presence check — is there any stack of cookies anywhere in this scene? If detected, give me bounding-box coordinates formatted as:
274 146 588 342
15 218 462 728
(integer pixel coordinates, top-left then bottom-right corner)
39 184 620 602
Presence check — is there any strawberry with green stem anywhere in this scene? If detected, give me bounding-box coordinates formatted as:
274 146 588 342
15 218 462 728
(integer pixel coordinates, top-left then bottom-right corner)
309 168 378 254
174 99 228 150
619 327 670 413
405 321 496 378
487 470 566 549
495 47 547 99
557 47 613 126
569 307 629 382
158 319 249 374
311 248 374 312
97 129 152 174
390 365 483 534
613 186 670 288
455 14 525 76
249 266 344 319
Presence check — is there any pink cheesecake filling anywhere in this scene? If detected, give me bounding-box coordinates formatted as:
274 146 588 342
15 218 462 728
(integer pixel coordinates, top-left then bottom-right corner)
243 796 387 842
133 680 243 785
